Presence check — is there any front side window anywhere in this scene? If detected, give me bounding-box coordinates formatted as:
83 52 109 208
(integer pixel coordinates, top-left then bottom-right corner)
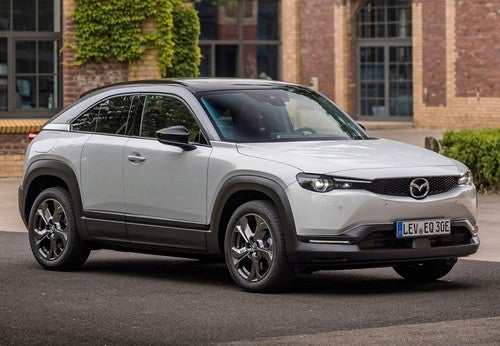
200 87 367 142
141 95 202 142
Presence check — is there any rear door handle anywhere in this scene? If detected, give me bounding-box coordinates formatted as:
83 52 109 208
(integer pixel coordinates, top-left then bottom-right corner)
127 153 146 163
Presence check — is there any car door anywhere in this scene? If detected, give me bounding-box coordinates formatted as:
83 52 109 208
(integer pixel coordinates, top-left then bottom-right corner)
123 94 212 250
77 94 141 242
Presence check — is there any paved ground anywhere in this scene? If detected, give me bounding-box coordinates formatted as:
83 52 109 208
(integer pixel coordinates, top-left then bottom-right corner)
0 232 499 345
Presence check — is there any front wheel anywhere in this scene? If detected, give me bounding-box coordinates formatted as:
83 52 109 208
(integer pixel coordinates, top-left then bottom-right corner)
224 200 295 292
28 187 90 270
393 259 457 282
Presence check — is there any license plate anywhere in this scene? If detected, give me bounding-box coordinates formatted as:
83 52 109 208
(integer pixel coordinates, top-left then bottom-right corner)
396 218 451 239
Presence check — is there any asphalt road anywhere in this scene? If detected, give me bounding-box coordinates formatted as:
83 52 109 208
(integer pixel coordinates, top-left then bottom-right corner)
1 232 499 345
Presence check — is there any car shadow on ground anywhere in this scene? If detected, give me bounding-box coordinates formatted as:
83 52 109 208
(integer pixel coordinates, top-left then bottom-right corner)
77 253 478 295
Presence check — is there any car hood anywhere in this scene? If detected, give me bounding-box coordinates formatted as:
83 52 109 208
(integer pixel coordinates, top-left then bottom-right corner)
236 139 466 180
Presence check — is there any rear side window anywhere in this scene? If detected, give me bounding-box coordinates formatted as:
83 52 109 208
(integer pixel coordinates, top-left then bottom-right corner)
72 94 145 135
141 95 201 142
72 103 100 132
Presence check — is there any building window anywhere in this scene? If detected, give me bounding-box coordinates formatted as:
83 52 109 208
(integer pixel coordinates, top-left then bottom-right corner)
356 0 412 120
196 0 280 80
0 0 61 117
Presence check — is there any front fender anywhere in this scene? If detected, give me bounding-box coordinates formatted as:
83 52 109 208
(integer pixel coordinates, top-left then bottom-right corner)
207 175 299 260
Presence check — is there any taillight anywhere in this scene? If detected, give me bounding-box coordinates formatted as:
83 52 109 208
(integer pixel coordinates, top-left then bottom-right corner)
28 131 38 142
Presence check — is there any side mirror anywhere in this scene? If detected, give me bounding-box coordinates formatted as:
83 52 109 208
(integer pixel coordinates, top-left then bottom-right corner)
156 126 196 151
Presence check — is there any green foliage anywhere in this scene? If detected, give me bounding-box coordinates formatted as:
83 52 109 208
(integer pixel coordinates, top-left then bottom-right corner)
440 129 500 192
164 0 201 77
71 0 201 76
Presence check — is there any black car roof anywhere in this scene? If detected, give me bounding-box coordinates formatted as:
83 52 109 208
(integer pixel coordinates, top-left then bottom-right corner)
80 78 293 98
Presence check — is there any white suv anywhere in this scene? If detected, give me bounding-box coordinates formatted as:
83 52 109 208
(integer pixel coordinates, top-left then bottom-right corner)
18 79 479 292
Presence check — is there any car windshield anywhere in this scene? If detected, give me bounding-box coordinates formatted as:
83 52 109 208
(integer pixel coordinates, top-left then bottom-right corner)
199 86 368 142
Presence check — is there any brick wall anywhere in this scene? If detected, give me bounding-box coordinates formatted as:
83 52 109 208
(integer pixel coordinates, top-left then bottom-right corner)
0 119 45 178
455 0 500 98
413 0 500 129
422 1 447 107
298 0 336 100
0 133 28 178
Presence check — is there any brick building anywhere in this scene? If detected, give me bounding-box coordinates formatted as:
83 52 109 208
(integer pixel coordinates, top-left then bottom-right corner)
0 0 499 177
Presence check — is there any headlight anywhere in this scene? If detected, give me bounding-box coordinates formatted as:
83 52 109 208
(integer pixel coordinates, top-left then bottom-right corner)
296 173 357 193
458 171 472 185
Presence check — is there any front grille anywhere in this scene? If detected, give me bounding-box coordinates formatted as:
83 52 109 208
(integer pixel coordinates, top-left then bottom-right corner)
352 176 459 197
358 227 471 250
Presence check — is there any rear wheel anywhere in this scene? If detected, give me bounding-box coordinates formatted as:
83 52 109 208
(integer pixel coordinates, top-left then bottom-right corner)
393 259 457 282
224 200 294 292
28 187 90 270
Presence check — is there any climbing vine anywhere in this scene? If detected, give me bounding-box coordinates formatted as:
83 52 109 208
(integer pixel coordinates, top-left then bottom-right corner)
71 0 185 75
164 0 202 77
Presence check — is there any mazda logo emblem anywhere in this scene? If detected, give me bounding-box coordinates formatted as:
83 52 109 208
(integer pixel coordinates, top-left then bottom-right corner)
409 178 430 199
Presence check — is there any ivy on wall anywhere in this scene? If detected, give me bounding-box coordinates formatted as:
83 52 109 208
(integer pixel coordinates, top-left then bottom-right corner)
71 0 201 77
165 0 201 77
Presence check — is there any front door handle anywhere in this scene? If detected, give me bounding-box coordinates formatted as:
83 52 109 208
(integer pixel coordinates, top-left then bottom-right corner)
127 153 146 163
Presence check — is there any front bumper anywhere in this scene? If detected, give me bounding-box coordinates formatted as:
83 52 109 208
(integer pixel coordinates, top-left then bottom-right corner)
286 220 479 267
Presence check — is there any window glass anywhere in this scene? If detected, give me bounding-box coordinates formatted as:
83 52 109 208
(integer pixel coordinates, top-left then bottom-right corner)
95 95 133 135
0 0 62 115
39 0 56 32
72 103 100 132
242 44 278 80
13 0 36 31
16 76 36 108
200 88 367 143
38 41 56 73
0 0 10 31
196 0 280 79
141 95 201 142
257 0 279 40
16 41 36 73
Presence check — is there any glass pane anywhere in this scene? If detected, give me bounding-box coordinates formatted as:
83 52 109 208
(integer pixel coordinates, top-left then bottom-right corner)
141 95 200 141
390 82 412 116
38 75 55 108
216 45 238 77
200 45 212 77
39 0 55 31
242 44 278 80
72 104 100 132
14 0 36 31
0 38 6 111
195 1 219 40
39 41 56 73
95 96 133 135
0 0 10 30
16 41 36 73
16 77 36 109
257 0 278 40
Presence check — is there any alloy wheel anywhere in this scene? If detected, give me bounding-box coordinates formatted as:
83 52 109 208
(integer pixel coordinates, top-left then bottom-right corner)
229 213 274 282
32 198 69 261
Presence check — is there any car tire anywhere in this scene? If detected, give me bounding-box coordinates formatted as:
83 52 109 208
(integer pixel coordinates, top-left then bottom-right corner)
393 258 457 282
224 200 295 292
28 187 90 270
